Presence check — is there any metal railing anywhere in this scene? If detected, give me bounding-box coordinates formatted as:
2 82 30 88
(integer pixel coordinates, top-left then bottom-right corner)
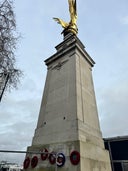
0 150 62 171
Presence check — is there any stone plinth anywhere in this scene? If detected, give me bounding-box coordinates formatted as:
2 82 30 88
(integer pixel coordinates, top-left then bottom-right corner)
24 34 112 171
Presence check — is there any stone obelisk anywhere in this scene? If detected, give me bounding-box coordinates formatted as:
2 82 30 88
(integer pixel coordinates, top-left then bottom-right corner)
23 1 112 171
23 34 112 171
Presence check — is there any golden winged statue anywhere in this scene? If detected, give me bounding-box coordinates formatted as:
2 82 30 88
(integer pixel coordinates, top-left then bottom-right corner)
53 0 78 35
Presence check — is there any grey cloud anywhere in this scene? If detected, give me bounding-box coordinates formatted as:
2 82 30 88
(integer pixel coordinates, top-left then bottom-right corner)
120 15 128 25
98 79 128 137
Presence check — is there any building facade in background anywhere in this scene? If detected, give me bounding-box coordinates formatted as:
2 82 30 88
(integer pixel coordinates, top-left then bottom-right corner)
0 161 23 171
104 136 128 171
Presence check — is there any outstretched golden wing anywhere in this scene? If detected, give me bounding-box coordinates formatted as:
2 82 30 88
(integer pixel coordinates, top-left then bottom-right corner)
53 18 69 28
53 0 78 35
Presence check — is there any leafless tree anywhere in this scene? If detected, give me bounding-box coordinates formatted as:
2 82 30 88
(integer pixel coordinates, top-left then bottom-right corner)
0 0 22 101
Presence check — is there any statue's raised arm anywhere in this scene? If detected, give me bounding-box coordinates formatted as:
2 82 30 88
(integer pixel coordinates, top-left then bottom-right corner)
53 0 78 36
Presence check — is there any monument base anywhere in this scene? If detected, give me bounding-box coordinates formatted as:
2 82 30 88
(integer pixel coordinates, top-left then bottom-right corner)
24 139 111 171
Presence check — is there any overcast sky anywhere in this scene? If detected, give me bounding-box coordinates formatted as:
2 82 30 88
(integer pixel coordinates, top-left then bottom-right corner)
0 0 128 164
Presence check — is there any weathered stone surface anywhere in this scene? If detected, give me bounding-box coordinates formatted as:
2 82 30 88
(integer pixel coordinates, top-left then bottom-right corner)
24 34 112 171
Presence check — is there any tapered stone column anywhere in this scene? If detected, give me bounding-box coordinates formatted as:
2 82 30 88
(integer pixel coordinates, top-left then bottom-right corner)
24 34 111 171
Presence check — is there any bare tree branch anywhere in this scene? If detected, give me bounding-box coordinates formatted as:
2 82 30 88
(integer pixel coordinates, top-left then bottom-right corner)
0 0 22 101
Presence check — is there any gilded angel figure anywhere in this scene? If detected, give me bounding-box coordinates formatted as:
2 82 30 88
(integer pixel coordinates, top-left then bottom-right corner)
53 0 78 35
